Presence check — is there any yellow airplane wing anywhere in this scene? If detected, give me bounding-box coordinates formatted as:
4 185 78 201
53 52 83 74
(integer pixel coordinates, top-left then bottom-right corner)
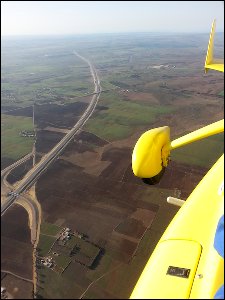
205 20 224 73
131 153 224 299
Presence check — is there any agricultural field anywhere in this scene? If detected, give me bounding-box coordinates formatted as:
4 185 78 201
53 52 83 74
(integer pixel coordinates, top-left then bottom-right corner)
172 132 224 168
1 205 33 279
1 273 33 299
36 267 84 299
35 153 180 298
37 222 101 271
1 114 34 166
1 39 94 108
37 235 57 257
6 157 33 185
1 31 223 299
84 90 174 141
40 222 61 236
1 38 94 170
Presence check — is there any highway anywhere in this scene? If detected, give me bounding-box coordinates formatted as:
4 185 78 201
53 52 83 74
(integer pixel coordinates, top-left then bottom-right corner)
1 52 102 216
1 152 34 204
1 152 33 180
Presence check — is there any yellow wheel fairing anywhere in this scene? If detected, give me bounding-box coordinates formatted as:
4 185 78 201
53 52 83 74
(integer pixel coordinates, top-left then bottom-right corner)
132 126 170 178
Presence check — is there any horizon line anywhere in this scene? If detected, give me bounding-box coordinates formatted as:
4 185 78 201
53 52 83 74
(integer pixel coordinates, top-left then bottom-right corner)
2 31 224 38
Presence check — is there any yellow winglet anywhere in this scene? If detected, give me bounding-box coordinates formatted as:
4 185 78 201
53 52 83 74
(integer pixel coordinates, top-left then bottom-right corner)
205 20 224 73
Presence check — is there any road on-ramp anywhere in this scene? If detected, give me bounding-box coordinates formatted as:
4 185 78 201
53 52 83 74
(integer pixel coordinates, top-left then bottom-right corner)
1 52 101 216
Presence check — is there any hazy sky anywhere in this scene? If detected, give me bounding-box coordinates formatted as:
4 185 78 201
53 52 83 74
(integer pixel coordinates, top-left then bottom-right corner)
1 1 224 36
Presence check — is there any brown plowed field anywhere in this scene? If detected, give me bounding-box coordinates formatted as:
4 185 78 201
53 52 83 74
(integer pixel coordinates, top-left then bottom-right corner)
3 106 33 117
107 235 137 262
1 205 33 279
7 157 33 185
115 218 147 239
1 157 16 170
36 130 65 153
123 159 208 198
158 160 208 198
150 97 224 138
100 147 132 181
36 156 160 245
63 262 92 288
76 130 109 147
35 102 89 129
1 273 33 299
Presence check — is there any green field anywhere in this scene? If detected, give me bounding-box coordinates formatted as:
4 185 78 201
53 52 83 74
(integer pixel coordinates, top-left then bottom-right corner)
1 43 94 108
172 133 224 168
37 235 56 257
36 267 83 299
85 91 174 141
1 40 95 169
38 223 71 270
36 222 101 298
1 114 34 161
99 80 118 91
54 254 71 270
64 236 100 266
40 222 61 236
86 254 114 282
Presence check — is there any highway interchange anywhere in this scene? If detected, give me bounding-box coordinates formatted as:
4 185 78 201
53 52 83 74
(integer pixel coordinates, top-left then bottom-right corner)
1 52 102 216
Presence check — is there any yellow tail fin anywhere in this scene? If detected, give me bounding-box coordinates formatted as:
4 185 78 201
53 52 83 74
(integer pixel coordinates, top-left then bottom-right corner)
205 20 224 73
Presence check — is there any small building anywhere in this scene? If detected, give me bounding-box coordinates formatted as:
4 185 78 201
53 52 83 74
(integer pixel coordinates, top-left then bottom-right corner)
1 287 6 298
20 130 35 137
41 256 54 268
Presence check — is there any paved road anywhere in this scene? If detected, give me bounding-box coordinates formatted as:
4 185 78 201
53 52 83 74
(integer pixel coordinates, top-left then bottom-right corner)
16 193 39 244
1 152 33 180
1 52 101 216
1 152 34 204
